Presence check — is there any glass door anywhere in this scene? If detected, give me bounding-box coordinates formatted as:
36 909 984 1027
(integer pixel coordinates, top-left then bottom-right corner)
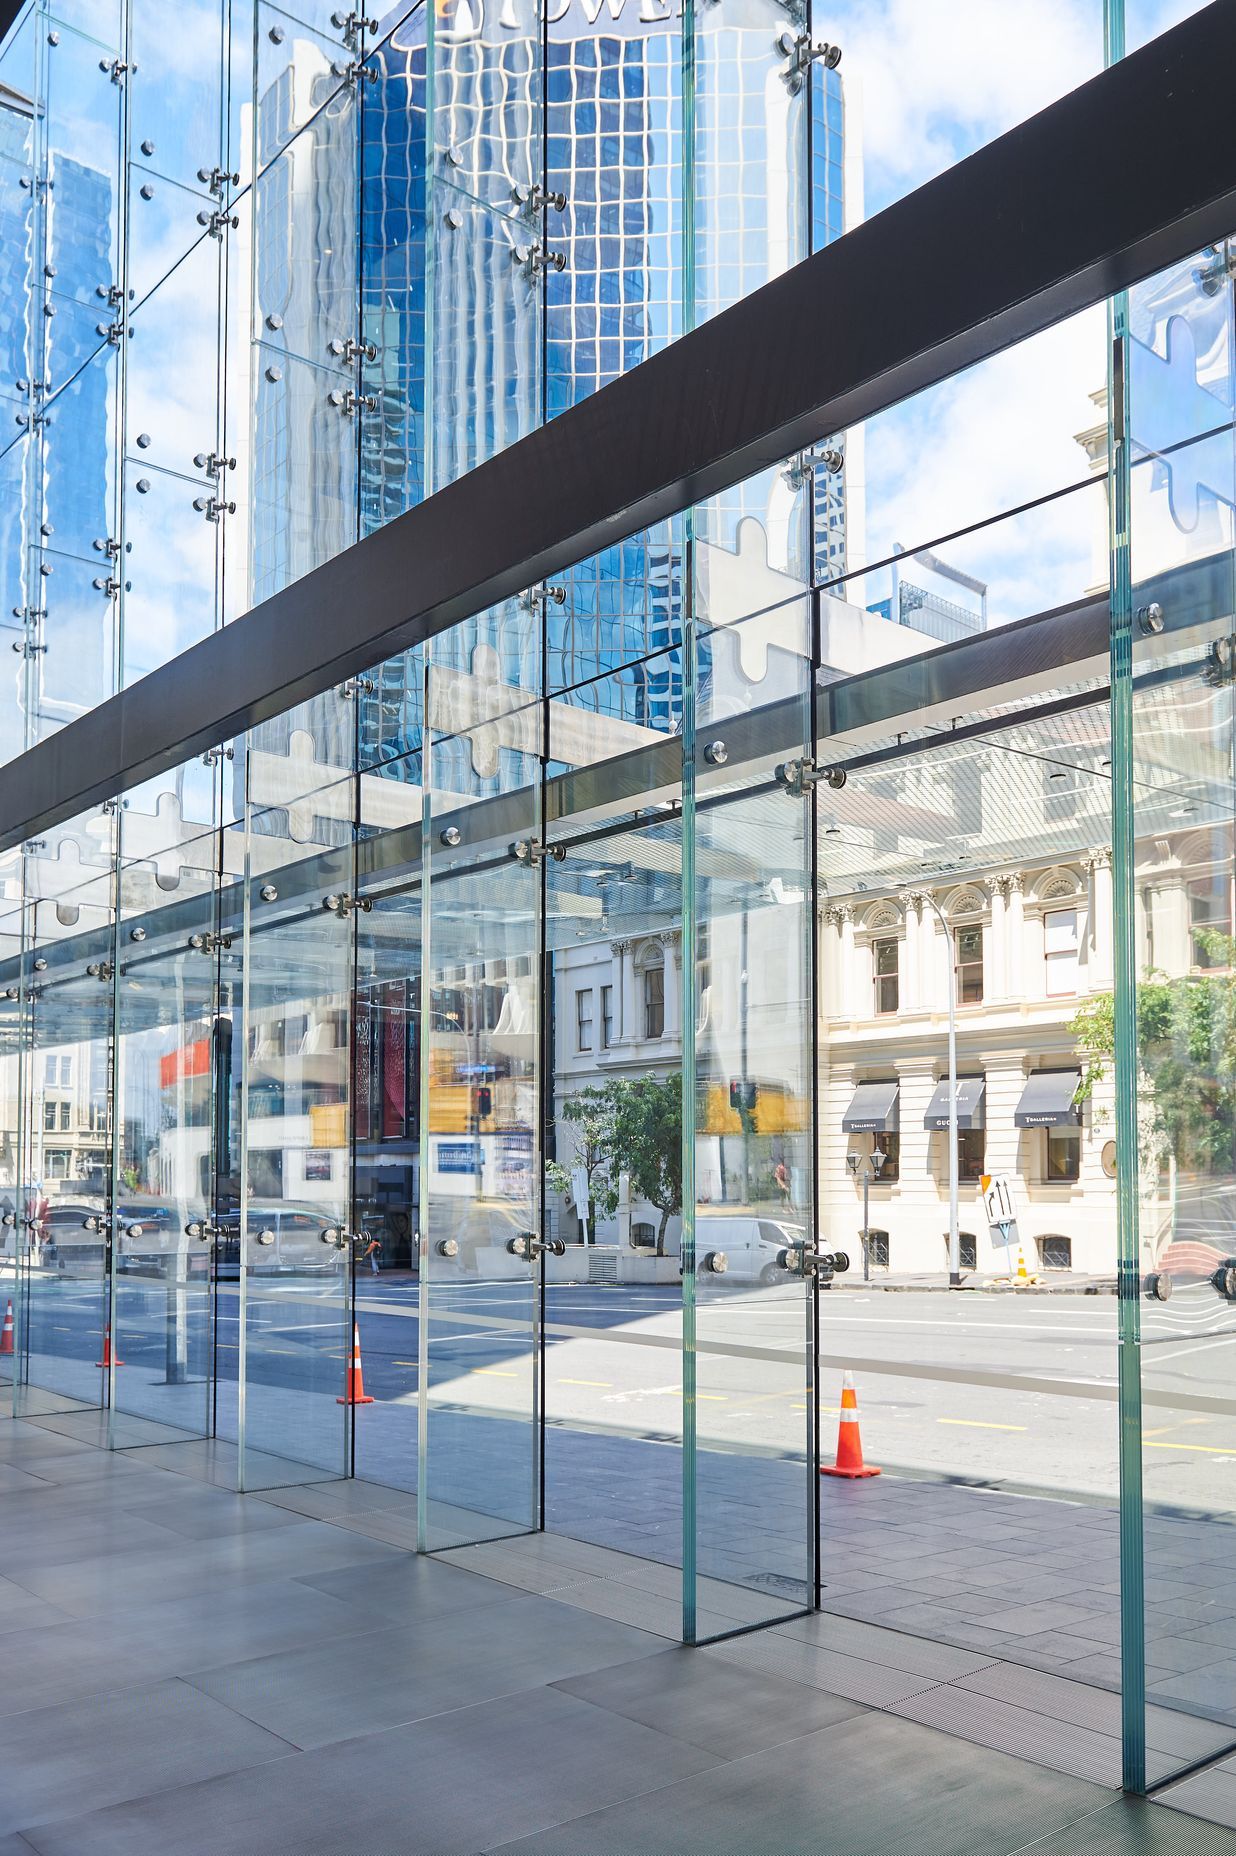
421 703 541 1550
20 865 117 1417
239 781 356 1489
111 827 225 1443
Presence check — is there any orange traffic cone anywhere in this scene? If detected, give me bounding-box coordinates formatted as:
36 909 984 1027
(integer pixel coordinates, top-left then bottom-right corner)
0 1300 12 1356
337 1321 374 1405
820 1370 881 1479
95 1323 124 1368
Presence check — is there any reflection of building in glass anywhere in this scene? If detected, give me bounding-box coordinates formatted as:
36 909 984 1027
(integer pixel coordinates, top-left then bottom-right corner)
866 544 988 644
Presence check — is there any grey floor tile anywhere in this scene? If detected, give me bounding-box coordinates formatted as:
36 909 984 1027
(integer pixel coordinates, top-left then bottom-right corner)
777 1609 998 1681
184 1589 667 1749
702 1630 955 1707
295 1551 530 1625
484 1707 1113 1856
556 1643 865 1758
18 1682 719 1856
1158 1766 1236 1835
1150 1637 1236 1676
1013 1795 1236 1853
0 1574 73 1637
891 1681 1123 1788
1148 1661 1236 1715
0 1677 291 1837
123 1489 307 1540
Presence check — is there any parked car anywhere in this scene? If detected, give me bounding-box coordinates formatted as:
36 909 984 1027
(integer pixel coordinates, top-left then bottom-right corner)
695 1213 810 1286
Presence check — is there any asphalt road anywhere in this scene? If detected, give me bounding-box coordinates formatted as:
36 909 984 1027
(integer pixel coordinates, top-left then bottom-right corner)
2 1269 1234 1512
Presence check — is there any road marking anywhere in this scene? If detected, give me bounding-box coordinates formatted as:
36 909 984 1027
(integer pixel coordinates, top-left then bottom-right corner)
475 1368 518 1378
558 1378 611 1388
696 1393 727 1402
1145 1439 1236 1455
1146 1333 1236 1367
937 1418 1028 1432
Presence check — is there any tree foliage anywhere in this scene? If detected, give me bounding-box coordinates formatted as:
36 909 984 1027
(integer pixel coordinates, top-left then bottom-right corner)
1071 932 1236 1172
549 1073 683 1252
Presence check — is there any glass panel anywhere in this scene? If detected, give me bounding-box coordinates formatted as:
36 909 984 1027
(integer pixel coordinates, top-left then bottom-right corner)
241 776 354 1486
431 0 539 212
431 182 540 488
1125 236 1236 1777
421 686 540 1549
544 0 680 418
252 4 350 183
126 172 219 309
42 23 123 309
541 651 685 1583
129 0 226 199
120 460 219 685
244 344 360 609
20 860 115 1413
251 89 359 376
0 872 23 1411
353 757 425 1492
358 7 427 536
34 545 115 732
0 436 32 765
689 597 815 1635
40 334 119 564
112 824 224 1441
692 0 807 328
125 233 223 483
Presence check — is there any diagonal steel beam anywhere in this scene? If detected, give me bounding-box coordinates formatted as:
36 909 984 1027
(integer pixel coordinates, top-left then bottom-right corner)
3 1 1236 851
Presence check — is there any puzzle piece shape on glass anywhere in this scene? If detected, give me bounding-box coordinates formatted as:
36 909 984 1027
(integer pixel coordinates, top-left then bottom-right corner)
1129 313 1235 534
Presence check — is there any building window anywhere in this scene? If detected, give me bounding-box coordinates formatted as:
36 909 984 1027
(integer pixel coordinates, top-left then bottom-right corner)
1188 874 1234 969
1041 1234 1073 1270
46 1151 69 1178
575 988 594 1053
1044 909 1079 996
43 1101 56 1132
600 984 614 1049
957 924 983 1004
643 962 664 1039
631 1221 655 1249
873 1132 899 1182
1046 1127 1081 1182
873 938 899 1014
958 1232 978 1271
58 1101 71 1132
958 1128 985 1181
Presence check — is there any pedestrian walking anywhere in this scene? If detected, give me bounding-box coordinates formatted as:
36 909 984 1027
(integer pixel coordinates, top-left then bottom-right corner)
359 1232 382 1277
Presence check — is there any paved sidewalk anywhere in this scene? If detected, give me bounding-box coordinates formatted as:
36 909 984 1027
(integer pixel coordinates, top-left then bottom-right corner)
0 1412 1228 1851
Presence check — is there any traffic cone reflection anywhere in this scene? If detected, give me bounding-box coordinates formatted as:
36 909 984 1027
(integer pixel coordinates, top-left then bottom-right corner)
820 1370 881 1479
337 1321 374 1405
0 1300 12 1356
1016 1247 1030 1284
95 1323 123 1368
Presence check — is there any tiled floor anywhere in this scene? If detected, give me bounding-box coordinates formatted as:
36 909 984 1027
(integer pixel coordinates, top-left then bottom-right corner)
0 1413 1229 1853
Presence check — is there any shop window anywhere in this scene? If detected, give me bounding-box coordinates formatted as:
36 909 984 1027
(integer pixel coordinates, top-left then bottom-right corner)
957 924 983 1004
631 1220 655 1249
873 1132 899 1182
958 1128 985 1180
576 987 594 1052
1046 1127 1081 1182
643 961 664 1039
865 1228 890 1268
1188 874 1234 970
874 938 899 1014
1041 1233 1072 1270
601 983 614 1049
1044 909 1079 996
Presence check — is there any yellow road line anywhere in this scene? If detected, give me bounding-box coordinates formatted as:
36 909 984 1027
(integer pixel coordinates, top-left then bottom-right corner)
1145 1439 1235 1455
696 1393 728 1402
475 1368 518 1378
558 1378 611 1388
937 1418 1027 1432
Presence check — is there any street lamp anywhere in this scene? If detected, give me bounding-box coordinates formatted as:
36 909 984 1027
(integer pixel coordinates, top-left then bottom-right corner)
922 894 960 1289
847 1146 886 1282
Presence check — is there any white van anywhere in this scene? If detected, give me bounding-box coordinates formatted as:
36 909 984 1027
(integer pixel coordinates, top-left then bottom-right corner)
695 1213 810 1285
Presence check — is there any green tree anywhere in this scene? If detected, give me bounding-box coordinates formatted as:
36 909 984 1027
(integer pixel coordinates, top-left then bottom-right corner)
1071 931 1236 1177
545 1084 620 1236
548 1073 683 1253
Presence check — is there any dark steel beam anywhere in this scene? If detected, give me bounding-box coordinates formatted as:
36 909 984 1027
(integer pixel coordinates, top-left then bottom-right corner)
3 1 1236 851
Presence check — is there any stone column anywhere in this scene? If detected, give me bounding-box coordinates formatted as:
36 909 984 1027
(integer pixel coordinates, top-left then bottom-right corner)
1006 873 1026 1002
990 878 1010 999
610 940 632 1044
661 930 682 1041
839 905 857 1014
902 893 922 1012
1088 848 1113 990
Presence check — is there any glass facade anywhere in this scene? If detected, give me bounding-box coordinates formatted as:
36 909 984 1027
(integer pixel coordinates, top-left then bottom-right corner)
3 0 1236 1814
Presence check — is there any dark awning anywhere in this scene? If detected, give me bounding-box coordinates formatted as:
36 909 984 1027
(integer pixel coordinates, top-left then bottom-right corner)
1014 1071 1081 1128
924 1076 986 1132
842 1081 900 1133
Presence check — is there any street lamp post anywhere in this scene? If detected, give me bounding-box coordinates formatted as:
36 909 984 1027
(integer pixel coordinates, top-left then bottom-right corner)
924 895 960 1289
